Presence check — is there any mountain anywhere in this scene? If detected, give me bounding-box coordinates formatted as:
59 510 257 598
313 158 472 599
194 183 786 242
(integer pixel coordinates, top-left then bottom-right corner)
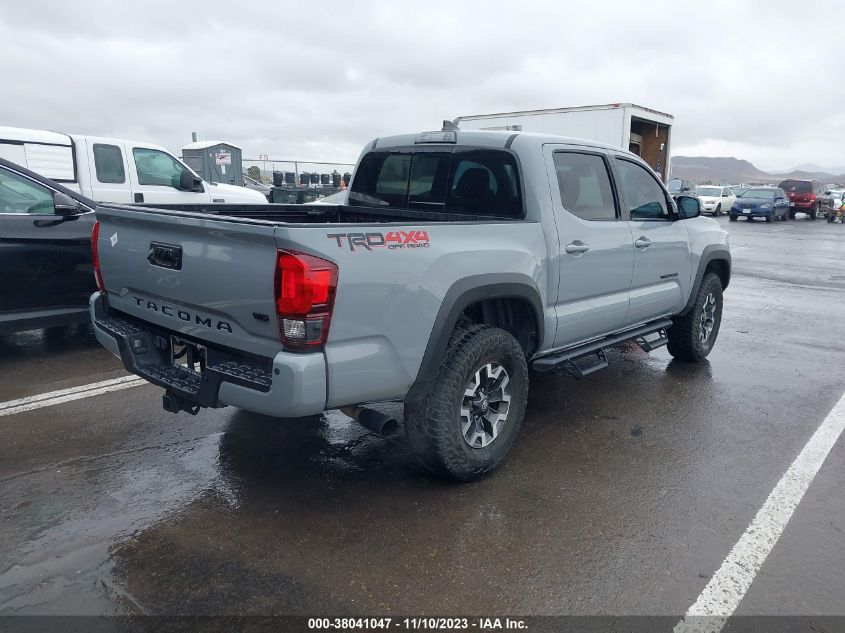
780 163 845 175
670 156 845 184
670 157 771 183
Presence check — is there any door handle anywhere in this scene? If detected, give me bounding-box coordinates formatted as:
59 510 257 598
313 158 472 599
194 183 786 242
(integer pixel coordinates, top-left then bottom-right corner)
565 241 590 255
634 237 652 249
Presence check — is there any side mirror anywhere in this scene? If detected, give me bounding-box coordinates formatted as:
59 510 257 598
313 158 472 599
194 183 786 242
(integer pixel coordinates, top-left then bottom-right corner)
676 195 702 219
53 191 82 216
179 170 203 193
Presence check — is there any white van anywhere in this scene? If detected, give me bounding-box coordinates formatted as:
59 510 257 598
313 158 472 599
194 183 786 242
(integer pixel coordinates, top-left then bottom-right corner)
0 126 266 204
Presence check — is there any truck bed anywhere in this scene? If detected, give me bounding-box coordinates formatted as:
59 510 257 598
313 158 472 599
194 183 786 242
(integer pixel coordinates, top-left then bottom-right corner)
134 202 516 225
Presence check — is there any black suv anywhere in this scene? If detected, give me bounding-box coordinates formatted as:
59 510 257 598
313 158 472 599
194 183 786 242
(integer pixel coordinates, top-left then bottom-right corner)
0 158 96 334
778 179 833 220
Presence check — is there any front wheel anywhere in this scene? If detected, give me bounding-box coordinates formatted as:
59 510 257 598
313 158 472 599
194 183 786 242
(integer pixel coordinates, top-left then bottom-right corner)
404 324 528 481
667 272 724 362
729 214 738 222
714 204 721 217
765 214 773 222
809 203 818 220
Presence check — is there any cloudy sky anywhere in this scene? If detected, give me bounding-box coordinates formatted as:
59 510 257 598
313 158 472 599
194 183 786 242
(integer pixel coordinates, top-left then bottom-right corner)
2 0 843 172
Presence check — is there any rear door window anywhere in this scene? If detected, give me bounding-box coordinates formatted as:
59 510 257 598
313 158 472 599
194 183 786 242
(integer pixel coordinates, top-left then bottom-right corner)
349 149 522 217
93 144 125 184
553 151 617 221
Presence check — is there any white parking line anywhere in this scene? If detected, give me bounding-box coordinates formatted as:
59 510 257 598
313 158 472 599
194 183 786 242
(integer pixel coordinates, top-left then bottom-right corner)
0 375 147 418
674 390 845 633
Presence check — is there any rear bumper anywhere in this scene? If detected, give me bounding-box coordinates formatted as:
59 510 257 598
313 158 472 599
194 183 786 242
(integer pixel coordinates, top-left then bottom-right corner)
90 293 326 417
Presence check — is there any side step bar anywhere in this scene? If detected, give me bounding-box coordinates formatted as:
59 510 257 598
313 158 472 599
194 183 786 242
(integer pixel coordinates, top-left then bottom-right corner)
531 319 673 375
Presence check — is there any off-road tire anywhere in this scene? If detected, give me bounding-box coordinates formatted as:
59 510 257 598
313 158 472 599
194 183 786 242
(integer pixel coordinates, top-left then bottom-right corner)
667 272 724 362
404 324 528 482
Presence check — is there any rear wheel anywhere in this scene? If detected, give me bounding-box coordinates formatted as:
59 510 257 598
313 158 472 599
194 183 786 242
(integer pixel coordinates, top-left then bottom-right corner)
667 273 723 362
404 324 528 481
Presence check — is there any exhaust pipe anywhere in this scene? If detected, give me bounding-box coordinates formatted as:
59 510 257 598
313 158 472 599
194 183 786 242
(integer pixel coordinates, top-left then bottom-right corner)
341 406 398 436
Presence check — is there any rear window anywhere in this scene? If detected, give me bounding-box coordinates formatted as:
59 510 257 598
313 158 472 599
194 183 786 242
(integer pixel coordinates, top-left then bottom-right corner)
349 149 522 217
779 180 812 193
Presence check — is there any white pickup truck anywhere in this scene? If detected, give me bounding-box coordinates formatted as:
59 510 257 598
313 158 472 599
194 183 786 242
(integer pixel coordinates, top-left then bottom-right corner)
0 126 265 205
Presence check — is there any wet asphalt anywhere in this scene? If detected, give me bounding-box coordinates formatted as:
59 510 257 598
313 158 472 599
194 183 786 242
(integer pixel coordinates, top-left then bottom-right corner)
1 215 844 617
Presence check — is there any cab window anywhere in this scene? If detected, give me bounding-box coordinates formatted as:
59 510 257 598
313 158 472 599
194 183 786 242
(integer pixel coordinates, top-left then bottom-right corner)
614 158 670 220
0 168 55 215
349 149 522 217
132 147 187 187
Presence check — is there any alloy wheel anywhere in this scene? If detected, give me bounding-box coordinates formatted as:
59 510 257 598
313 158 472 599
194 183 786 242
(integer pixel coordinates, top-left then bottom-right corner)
460 362 512 448
699 292 717 344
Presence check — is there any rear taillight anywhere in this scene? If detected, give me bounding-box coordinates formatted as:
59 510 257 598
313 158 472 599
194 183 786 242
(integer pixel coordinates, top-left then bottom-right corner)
91 220 105 292
274 250 338 350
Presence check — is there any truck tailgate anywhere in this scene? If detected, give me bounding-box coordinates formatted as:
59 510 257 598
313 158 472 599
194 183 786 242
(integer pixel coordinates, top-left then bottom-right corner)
95 205 283 358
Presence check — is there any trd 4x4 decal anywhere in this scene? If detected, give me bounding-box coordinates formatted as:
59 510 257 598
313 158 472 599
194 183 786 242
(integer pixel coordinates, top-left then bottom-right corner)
327 230 430 252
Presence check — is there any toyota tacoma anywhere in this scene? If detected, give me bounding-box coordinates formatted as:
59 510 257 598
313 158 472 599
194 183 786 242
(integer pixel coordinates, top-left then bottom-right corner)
90 125 730 481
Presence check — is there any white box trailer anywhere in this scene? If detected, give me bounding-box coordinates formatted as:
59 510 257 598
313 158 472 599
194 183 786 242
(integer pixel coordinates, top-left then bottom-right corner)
454 103 673 180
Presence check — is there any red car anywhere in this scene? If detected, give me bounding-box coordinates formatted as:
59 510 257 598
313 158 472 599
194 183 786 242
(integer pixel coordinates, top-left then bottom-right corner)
778 179 833 220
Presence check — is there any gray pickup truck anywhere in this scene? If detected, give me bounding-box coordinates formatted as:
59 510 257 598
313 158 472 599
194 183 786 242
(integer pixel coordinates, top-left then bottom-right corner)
90 125 730 481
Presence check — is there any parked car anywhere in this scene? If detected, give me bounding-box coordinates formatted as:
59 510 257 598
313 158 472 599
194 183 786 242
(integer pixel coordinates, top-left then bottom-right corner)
667 178 697 196
0 158 97 334
0 126 267 205
778 178 833 220
696 185 736 216
730 187 790 222
90 126 731 481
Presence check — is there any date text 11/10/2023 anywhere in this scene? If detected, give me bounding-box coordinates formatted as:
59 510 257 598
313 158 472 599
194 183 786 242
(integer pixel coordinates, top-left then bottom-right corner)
307 617 527 630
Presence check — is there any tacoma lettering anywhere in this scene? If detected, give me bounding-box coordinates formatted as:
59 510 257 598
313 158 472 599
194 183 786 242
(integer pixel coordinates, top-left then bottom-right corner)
133 296 232 332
